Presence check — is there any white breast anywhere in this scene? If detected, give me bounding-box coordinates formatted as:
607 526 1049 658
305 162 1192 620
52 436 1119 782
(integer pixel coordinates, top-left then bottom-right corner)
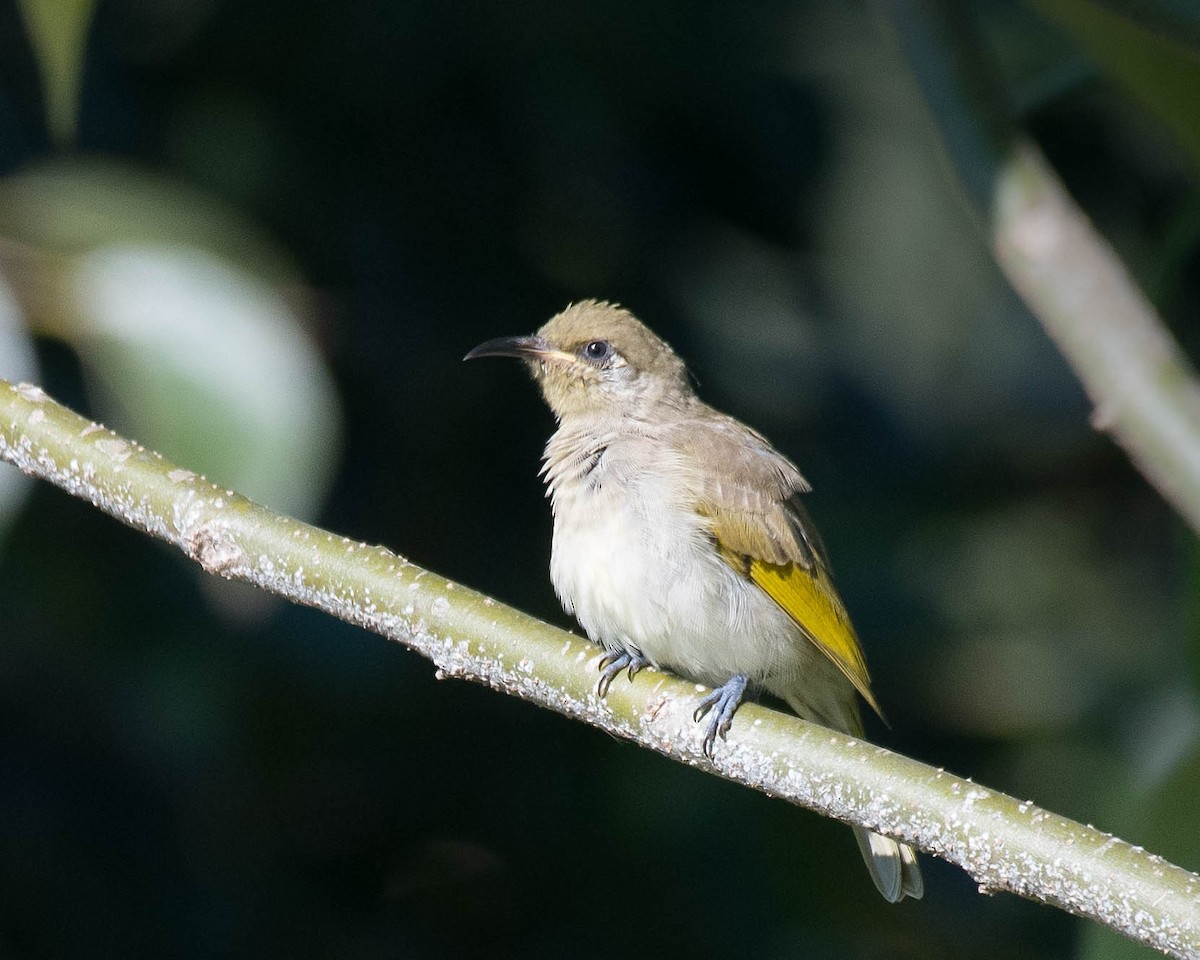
542 426 811 690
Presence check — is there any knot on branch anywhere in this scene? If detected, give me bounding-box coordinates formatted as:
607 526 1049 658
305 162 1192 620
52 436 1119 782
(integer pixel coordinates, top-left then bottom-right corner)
185 523 245 576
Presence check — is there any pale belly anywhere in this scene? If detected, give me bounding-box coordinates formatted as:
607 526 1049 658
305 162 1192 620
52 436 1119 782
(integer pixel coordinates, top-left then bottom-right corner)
548 469 817 691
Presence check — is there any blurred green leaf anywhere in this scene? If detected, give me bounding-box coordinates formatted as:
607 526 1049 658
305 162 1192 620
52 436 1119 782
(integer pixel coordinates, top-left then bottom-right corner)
1031 0 1200 172
0 159 296 282
0 159 341 523
67 244 342 522
15 0 96 144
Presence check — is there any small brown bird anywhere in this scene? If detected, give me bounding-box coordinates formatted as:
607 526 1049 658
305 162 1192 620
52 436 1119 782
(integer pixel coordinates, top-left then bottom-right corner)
465 300 922 902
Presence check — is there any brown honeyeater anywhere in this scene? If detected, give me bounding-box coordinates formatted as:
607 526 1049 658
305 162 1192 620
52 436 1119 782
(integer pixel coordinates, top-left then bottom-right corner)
465 300 922 902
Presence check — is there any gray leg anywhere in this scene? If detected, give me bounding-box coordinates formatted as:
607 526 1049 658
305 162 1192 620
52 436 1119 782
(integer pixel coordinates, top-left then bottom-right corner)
693 674 749 758
596 648 649 698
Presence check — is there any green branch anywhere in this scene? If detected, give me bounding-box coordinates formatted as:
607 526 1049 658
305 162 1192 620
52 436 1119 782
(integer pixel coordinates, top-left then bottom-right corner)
1 379 1198 955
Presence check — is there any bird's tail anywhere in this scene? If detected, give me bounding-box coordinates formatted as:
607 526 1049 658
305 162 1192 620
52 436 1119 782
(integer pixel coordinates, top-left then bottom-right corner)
853 826 923 902
776 684 923 901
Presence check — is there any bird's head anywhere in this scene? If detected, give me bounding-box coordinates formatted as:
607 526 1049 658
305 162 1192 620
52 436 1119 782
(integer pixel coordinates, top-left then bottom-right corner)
465 300 693 421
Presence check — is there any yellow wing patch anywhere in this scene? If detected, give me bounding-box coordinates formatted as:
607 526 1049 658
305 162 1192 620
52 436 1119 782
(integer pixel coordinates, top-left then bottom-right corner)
745 558 882 719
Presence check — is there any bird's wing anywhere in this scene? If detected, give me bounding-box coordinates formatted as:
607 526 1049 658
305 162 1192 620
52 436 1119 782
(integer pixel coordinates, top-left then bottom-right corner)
743 551 880 717
675 415 881 717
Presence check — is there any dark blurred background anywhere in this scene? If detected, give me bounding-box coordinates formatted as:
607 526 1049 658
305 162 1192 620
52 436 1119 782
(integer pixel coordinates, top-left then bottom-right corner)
0 0 1197 957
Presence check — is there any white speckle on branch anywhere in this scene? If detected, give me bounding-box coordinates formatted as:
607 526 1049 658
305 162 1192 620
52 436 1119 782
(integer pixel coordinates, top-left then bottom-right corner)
95 438 131 462
15 382 46 403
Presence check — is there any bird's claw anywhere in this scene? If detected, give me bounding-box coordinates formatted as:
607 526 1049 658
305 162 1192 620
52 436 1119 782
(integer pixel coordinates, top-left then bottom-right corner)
596 649 649 698
693 674 749 759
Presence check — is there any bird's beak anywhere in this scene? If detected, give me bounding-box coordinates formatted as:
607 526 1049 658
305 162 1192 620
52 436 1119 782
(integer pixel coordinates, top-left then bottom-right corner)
463 335 573 364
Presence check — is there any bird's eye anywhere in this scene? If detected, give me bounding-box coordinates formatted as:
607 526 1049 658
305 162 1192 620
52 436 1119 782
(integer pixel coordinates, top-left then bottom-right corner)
582 340 612 362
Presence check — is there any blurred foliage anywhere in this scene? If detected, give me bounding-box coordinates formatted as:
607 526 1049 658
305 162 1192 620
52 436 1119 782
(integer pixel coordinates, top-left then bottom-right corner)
1032 0 1200 171
13 0 95 143
0 159 341 525
0 0 1197 957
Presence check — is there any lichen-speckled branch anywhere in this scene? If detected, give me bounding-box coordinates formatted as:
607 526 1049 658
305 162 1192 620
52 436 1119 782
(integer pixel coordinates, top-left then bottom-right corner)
0 379 1197 957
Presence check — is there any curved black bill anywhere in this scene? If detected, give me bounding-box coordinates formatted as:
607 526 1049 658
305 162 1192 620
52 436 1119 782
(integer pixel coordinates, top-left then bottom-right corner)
463 335 548 361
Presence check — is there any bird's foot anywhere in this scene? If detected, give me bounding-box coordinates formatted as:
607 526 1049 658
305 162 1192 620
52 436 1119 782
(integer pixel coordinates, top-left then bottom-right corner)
693 674 749 759
596 648 649 698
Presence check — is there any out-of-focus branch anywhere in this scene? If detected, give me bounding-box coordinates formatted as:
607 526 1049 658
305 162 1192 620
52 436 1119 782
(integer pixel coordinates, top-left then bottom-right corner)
880 0 1200 536
1 379 1198 956
994 142 1200 533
